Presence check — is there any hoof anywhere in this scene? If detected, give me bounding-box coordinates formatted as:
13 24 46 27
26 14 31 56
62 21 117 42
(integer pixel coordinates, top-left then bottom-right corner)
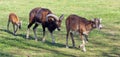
42 39 45 43
85 41 88 43
42 38 45 42
82 48 86 52
80 44 84 48
13 33 16 36
78 45 84 49
80 44 86 52
26 36 29 39
52 41 55 44
66 46 69 48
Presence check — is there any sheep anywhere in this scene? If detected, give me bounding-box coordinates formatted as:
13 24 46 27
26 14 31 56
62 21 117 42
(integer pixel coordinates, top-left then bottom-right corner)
26 7 64 44
7 13 22 35
65 14 102 52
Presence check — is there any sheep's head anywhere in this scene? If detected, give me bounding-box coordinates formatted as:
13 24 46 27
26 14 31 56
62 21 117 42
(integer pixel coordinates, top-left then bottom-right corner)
18 21 22 29
46 14 64 31
92 18 102 30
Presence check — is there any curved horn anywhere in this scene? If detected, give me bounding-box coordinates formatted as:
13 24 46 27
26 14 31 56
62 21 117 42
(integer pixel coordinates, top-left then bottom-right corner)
59 14 64 20
46 14 59 21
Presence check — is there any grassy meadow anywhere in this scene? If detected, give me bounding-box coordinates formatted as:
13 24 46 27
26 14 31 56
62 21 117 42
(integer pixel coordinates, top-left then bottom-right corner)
0 0 120 57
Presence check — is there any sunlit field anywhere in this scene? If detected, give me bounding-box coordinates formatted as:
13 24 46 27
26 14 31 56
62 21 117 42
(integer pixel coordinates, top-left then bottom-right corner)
0 0 120 57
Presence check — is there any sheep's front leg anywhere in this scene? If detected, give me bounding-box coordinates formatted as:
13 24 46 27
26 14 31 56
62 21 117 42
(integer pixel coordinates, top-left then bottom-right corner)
26 29 30 38
84 35 88 43
50 32 55 44
66 31 69 48
14 25 18 34
13 24 16 35
26 22 34 39
70 32 75 48
42 26 46 42
79 35 86 52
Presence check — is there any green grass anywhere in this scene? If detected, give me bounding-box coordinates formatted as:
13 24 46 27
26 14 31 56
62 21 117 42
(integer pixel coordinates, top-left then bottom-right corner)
0 0 120 57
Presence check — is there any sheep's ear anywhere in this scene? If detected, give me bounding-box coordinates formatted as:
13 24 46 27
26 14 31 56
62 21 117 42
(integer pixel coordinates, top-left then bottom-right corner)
59 14 64 20
91 18 95 22
100 18 102 22
50 18 55 21
20 21 22 24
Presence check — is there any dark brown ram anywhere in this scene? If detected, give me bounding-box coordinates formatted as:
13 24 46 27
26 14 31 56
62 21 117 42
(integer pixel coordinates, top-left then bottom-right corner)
26 7 64 44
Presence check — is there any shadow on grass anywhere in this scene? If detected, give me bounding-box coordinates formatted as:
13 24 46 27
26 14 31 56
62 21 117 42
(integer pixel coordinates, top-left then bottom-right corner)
44 40 65 47
90 28 120 47
90 27 120 56
0 29 35 40
0 36 76 57
0 29 14 35
16 34 35 40
102 52 120 57
0 51 13 57
101 47 120 57
99 29 120 40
